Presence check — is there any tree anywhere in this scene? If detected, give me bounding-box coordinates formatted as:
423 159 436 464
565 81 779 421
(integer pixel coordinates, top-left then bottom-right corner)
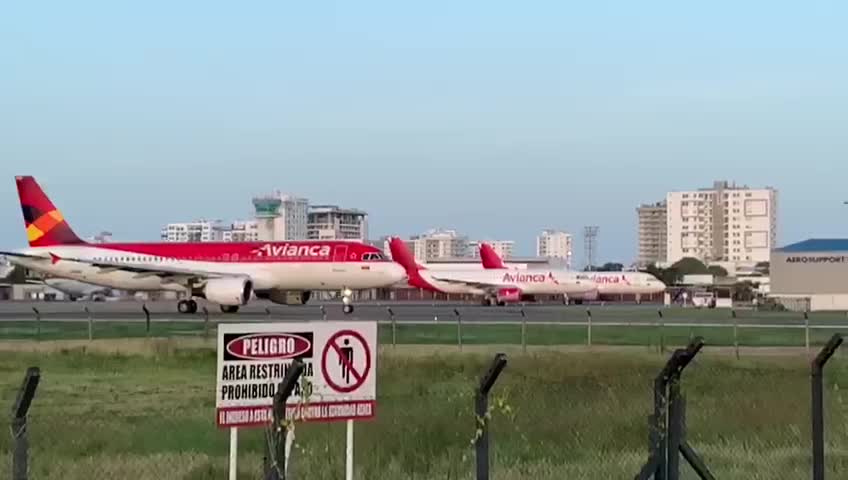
707 265 728 278
670 257 710 275
733 281 756 302
598 262 624 272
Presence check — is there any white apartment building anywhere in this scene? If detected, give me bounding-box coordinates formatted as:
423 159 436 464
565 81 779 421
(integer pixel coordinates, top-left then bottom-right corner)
666 180 777 265
467 240 515 259
161 219 260 243
636 202 668 267
536 230 573 268
252 192 309 241
408 229 469 261
161 220 225 242
307 205 369 241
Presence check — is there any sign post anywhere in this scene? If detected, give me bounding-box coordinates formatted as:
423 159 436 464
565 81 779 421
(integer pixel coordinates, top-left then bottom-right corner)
216 321 378 479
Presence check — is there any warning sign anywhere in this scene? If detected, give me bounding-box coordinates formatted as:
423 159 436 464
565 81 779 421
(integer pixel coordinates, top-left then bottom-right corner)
215 321 377 429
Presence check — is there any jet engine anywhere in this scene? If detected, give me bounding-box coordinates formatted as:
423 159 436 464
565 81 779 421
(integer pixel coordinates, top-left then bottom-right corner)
198 277 253 306
254 289 312 305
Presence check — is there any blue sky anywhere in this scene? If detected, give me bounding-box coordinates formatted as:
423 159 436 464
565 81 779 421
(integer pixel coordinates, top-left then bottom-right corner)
2 1 847 264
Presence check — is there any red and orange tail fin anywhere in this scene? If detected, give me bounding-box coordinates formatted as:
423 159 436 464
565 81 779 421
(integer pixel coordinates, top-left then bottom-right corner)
479 243 506 269
16 176 85 247
388 237 425 272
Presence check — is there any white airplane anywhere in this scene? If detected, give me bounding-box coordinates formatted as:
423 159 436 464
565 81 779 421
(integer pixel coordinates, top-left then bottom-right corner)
388 237 597 305
478 243 666 302
40 278 110 301
2 176 406 314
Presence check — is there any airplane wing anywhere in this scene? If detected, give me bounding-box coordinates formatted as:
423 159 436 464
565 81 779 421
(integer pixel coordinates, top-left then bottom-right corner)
0 250 243 283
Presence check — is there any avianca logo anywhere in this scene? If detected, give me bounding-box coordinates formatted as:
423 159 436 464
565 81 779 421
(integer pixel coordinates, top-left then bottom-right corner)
502 272 559 284
592 275 631 285
251 243 332 258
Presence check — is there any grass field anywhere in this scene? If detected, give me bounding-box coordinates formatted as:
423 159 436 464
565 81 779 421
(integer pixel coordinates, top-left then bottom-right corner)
1 319 847 350
2 340 848 479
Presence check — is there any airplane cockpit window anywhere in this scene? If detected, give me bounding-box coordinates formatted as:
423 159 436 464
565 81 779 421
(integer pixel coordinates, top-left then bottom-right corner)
362 252 388 261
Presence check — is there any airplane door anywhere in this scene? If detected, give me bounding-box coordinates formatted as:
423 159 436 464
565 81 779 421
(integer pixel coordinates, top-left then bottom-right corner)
333 245 349 262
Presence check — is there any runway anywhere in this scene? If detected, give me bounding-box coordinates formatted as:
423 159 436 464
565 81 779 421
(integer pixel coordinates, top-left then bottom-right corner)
0 299 845 326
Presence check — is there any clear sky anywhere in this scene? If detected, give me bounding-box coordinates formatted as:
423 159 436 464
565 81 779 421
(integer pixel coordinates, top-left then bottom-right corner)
2 1 847 265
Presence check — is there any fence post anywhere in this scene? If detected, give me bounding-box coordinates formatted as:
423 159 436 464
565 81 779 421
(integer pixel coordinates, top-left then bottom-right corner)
805 311 810 354
634 337 713 480
520 309 527 354
812 333 843 480
731 309 739 360
320 305 326 321
586 308 592 347
32 308 40 340
455 308 462 352
11 367 41 480
142 304 151 336
475 353 508 480
657 310 664 354
85 306 93 341
265 307 271 319
387 308 396 349
265 359 306 480
203 306 210 340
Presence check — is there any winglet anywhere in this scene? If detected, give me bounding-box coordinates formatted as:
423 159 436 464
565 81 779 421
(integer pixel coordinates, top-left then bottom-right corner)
479 243 506 269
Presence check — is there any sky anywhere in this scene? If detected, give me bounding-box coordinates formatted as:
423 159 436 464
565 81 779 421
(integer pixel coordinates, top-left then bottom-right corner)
1 1 847 265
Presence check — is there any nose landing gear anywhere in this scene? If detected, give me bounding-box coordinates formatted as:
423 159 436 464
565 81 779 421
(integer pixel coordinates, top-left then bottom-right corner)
178 299 198 314
342 288 354 315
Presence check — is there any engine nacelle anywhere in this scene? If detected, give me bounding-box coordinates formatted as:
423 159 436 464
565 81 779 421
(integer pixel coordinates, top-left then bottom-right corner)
496 287 522 303
200 277 253 306
255 289 312 305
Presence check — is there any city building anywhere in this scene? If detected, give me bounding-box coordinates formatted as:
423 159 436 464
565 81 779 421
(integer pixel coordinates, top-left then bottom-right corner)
307 205 369 241
666 180 777 266
467 240 515 259
252 191 309 241
394 229 469 262
636 201 668 267
536 230 573 268
224 220 261 242
160 220 226 242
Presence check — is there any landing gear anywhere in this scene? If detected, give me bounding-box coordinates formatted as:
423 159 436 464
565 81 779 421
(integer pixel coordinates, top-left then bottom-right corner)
220 305 239 314
178 299 198 314
341 288 354 315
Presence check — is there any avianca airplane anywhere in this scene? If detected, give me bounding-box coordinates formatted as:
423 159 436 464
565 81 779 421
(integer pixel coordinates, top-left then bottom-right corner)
478 243 666 301
388 237 597 305
1 176 406 314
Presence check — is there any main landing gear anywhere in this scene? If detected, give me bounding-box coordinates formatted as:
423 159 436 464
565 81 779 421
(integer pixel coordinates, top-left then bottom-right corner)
220 305 239 314
342 288 354 315
178 299 198 314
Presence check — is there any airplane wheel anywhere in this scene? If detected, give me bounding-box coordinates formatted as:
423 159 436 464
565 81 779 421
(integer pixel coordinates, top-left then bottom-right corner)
343 304 354 315
188 300 198 314
220 305 239 314
178 300 192 314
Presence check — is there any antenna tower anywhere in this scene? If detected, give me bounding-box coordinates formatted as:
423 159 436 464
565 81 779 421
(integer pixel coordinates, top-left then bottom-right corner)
583 226 599 270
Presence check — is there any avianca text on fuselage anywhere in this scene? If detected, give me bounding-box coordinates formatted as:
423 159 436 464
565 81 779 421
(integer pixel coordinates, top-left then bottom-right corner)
501 272 558 284
251 244 332 258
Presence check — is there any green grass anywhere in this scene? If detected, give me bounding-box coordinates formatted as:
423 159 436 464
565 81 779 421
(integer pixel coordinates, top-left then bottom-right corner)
2 320 847 349
2 343 848 479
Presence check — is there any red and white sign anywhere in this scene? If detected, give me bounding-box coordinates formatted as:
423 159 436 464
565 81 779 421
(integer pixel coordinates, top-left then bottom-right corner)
215 321 377 429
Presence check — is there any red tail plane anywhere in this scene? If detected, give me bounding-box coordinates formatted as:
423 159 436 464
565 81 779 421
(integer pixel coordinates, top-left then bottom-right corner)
479 243 506 269
16 176 85 247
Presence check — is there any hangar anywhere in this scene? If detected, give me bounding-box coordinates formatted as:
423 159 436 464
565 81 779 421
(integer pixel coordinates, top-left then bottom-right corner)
770 239 848 311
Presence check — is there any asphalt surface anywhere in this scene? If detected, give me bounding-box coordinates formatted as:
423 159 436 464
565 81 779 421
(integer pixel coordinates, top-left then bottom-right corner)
1 299 847 327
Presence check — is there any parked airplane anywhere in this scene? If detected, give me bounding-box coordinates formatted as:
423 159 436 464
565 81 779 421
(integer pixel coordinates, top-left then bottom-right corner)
478 243 666 302
1 176 406 314
388 237 597 305
41 277 111 301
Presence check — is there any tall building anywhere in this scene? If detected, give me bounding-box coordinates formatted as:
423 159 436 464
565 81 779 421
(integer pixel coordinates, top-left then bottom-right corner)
252 192 309 241
666 180 777 265
409 229 469 261
307 205 369 241
636 201 668 267
467 240 515 259
224 220 261 242
536 230 573 268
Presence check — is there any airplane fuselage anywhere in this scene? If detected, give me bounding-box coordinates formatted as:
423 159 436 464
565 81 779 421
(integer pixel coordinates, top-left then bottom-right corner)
421 269 598 296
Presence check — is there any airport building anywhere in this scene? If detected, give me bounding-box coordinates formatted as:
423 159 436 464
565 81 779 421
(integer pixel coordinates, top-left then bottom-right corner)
307 205 369 241
252 192 309 241
536 230 573 268
769 239 848 311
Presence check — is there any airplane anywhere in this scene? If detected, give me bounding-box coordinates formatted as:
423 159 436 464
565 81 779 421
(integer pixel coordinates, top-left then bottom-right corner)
388 237 597 305
1 176 407 314
478 242 666 302
39 277 111 301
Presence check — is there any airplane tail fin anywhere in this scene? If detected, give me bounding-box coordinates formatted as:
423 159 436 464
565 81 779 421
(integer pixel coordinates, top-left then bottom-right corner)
388 237 425 273
15 176 85 247
479 243 506 269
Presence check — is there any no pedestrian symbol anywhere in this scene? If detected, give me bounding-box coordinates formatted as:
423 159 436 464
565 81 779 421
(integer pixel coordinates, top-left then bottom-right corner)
321 330 371 394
